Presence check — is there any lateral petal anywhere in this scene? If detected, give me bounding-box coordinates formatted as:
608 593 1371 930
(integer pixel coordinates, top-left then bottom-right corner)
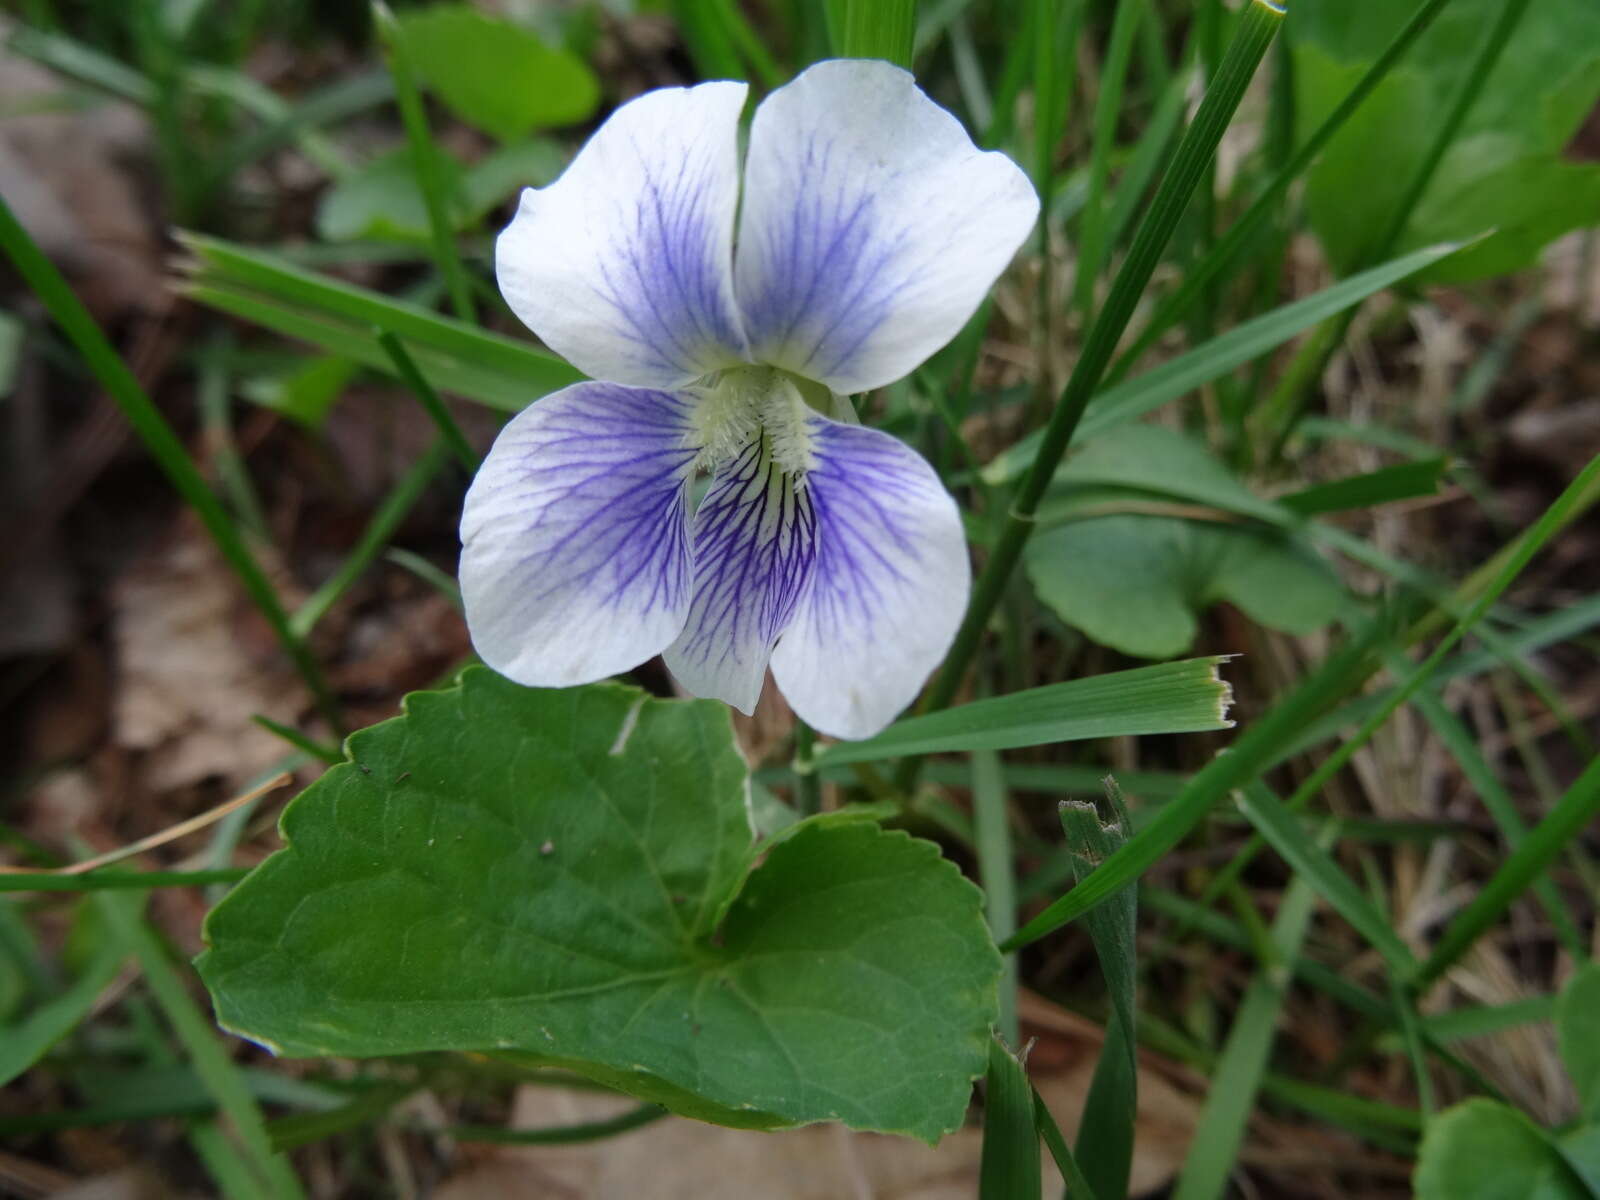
460 382 697 687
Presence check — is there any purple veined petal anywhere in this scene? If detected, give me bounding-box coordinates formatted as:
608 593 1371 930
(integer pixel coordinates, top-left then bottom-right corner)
769 417 970 740
460 382 698 687
496 81 751 390
733 59 1038 396
663 439 819 714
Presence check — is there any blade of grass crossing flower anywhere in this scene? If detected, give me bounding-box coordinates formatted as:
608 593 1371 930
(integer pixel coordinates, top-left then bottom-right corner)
1061 785 1138 1200
819 658 1232 767
972 749 1018 1045
1172 858 1322 1200
908 1 1283 765
373 1 476 324
378 331 479 471
1417 754 1600 989
0 195 343 735
1257 0 1533 451
838 0 915 67
92 892 304 1199
1071 0 1142 321
291 440 451 638
980 1040 1042 1200
1106 0 1457 383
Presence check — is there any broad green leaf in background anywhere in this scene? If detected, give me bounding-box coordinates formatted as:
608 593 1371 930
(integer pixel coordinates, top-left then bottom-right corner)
198 671 998 1142
316 141 565 243
240 355 357 429
1414 1098 1591 1200
395 5 600 140
1290 0 1600 282
1558 963 1600 1123
1024 427 1345 659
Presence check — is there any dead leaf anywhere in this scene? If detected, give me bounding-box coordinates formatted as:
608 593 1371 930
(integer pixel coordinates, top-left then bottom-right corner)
0 23 160 317
111 519 308 791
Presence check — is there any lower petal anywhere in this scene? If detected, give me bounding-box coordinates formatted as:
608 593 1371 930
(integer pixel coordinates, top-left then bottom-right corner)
460 382 697 687
770 419 969 739
663 439 818 714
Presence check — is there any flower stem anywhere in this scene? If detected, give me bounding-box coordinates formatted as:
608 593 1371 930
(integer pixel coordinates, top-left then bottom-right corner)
792 720 821 816
896 0 1284 790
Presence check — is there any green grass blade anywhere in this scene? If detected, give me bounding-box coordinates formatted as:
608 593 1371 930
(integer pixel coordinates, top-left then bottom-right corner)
1278 457 1449 517
1257 0 1534 448
1173 860 1323 1200
972 749 1018 1045
981 240 1467 485
291 440 450 637
1407 686 1587 958
373 1 476 323
981 1040 1042 1200
818 658 1232 767
0 869 252 893
1062 788 1138 1200
1107 0 1457 381
0 923 126 1086
909 0 1282 749
93 893 304 1199
838 0 916 66
1234 783 1417 975
440 1103 669 1146
1071 0 1142 320
379 332 480 471
1002 616 1388 951
178 232 581 405
1417 753 1600 988
1034 1086 1101 1200
0 195 342 733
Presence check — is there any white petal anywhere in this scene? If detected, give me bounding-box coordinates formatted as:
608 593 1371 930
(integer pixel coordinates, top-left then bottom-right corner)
734 59 1038 395
496 81 750 390
663 441 818 714
460 382 697 687
770 418 969 739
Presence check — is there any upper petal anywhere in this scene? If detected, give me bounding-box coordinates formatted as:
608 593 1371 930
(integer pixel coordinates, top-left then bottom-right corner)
496 81 750 390
663 440 818 715
733 59 1038 395
770 417 969 739
460 381 697 687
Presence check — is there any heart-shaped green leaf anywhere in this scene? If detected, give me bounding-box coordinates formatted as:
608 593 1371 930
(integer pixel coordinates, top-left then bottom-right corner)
1559 962 1600 1122
1415 1098 1591 1200
197 671 998 1142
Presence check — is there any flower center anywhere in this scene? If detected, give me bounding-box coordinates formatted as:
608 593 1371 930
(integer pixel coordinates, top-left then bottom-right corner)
689 366 828 480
